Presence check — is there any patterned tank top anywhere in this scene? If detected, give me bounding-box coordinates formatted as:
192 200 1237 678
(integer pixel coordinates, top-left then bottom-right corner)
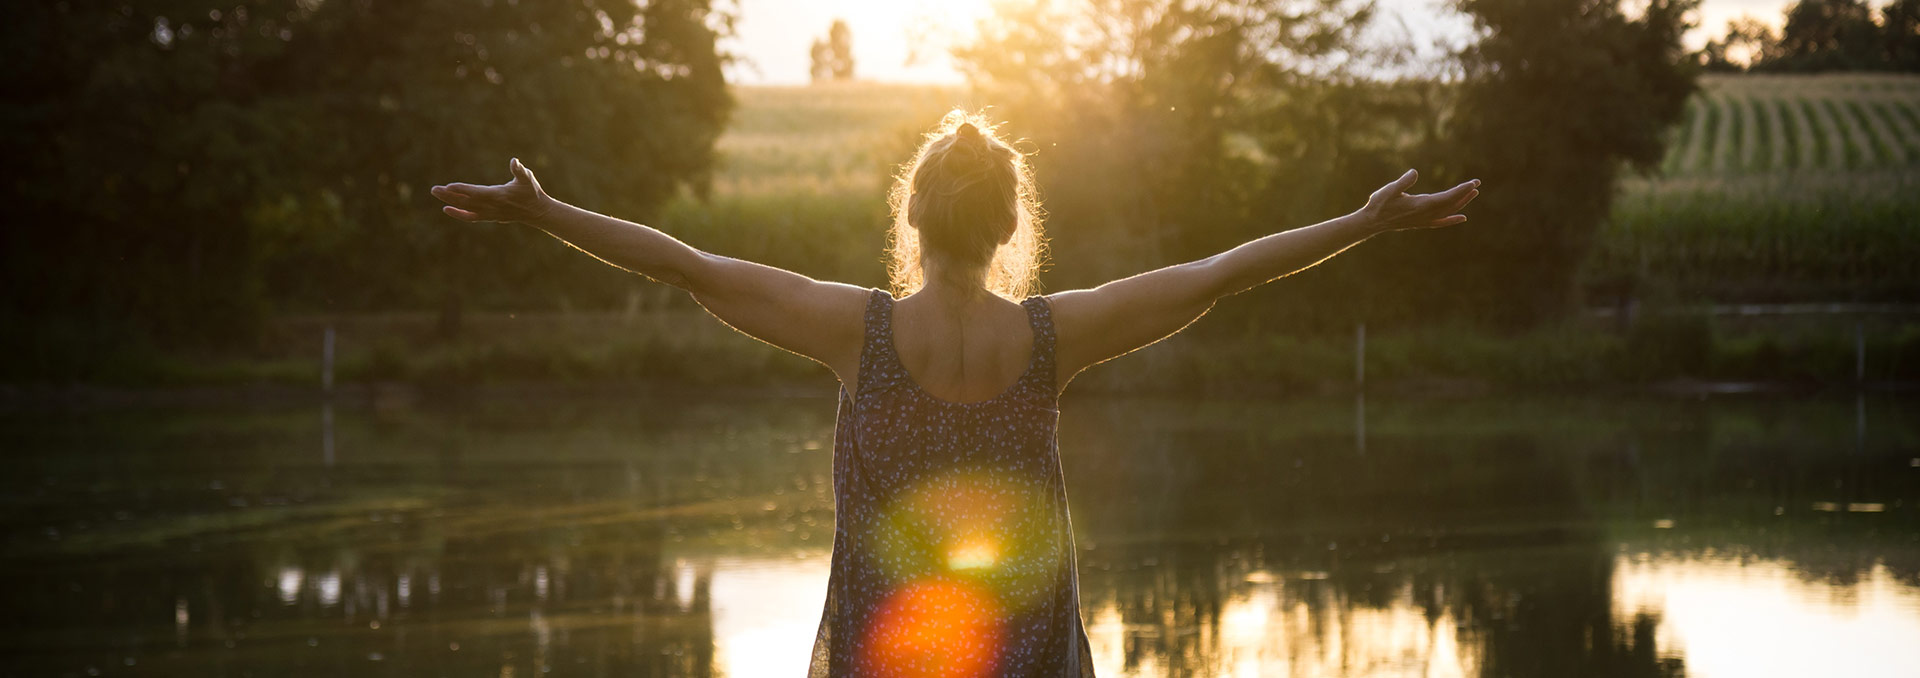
809 289 1096 677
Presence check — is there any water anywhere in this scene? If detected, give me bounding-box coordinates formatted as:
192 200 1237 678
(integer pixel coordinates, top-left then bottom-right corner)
3 392 1916 677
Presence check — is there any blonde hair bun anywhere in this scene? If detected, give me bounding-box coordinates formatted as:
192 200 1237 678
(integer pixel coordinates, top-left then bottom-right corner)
885 111 1047 300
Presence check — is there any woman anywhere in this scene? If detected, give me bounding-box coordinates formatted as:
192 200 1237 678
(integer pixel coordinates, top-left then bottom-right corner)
432 112 1478 677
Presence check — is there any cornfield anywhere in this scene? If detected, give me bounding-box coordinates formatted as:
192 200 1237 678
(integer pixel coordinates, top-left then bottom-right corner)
1656 73 1920 176
1602 74 1920 304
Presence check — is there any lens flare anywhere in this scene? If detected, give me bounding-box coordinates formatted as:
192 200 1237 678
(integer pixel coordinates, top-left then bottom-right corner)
869 469 1062 612
861 579 1002 678
947 536 999 571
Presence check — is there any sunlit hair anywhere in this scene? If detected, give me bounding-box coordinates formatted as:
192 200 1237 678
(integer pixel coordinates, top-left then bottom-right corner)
886 110 1046 300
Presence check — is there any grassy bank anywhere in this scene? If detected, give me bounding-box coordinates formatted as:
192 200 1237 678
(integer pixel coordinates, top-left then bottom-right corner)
32 307 1915 394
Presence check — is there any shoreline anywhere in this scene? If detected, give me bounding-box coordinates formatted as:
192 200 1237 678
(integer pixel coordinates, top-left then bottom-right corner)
5 375 1914 412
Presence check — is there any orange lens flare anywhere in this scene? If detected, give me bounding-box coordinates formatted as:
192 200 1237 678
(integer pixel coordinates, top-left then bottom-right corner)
861 579 1002 678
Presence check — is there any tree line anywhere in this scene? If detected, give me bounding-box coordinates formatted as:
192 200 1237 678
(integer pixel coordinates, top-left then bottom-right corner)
2 1 732 375
960 0 1697 330
1702 0 1920 72
4 0 1702 380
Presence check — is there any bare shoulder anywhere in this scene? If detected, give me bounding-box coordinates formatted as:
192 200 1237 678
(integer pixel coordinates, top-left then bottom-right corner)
805 280 877 378
1040 288 1112 337
808 279 875 316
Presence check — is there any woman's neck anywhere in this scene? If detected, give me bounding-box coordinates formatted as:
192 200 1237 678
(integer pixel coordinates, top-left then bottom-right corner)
919 256 992 303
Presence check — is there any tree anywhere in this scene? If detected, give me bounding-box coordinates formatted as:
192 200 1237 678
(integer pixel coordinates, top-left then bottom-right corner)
1885 0 1920 71
811 38 834 81
956 0 1696 330
1701 16 1782 71
1768 0 1881 70
1408 0 1698 326
955 0 1383 296
1 1 733 373
810 19 854 82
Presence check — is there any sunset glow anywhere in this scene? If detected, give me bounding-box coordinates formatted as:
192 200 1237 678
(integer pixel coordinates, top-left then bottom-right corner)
725 0 1808 84
728 0 1001 84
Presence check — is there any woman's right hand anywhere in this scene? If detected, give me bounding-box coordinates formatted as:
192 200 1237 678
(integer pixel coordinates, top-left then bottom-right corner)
431 158 557 224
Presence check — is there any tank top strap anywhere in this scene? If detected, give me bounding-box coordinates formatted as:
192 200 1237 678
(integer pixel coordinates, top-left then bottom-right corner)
856 289 903 394
1020 295 1058 394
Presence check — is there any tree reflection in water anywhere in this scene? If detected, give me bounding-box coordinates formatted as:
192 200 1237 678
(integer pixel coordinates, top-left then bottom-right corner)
0 393 1913 677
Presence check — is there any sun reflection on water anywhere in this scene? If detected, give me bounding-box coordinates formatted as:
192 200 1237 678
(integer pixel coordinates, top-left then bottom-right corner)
1082 575 1481 678
1613 555 1920 678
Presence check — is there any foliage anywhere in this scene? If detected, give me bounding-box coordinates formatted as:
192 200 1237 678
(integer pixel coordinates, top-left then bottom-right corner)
1775 0 1883 70
951 0 1696 330
810 19 855 82
1701 0 1920 72
953 0 1402 290
1 1 733 364
1700 16 1782 71
1886 0 1920 71
1383 0 1699 326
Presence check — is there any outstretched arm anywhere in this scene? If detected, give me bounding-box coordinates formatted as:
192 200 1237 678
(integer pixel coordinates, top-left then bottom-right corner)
430 160 869 384
1048 170 1480 387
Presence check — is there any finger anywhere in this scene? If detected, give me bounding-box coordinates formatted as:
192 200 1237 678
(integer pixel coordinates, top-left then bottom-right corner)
1450 189 1480 211
1436 180 1477 201
431 186 481 209
1425 215 1467 229
1389 169 1418 194
510 157 533 183
443 205 483 222
443 182 503 198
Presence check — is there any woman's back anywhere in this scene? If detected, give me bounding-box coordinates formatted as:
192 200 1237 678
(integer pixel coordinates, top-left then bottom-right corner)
888 292 1038 403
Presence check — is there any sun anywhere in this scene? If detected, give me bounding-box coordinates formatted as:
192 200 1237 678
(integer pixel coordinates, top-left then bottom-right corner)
730 0 1012 84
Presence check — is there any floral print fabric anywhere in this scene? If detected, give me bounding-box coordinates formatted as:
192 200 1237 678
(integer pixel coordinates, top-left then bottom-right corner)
809 289 1096 677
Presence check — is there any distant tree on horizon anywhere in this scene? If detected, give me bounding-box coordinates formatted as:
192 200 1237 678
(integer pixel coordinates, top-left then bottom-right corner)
1885 0 1920 70
810 19 855 82
1701 16 1781 70
1699 0 1920 72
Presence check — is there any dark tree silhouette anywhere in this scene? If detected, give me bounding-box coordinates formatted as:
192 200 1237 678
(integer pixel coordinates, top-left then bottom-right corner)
1884 0 1920 71
1773 0 1882 70
1701 16 1782 71
1700 0 1920 72
1403 0 1698 326
1 1 733 374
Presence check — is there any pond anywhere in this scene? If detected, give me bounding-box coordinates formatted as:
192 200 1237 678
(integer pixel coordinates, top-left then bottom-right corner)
3 392 1917 677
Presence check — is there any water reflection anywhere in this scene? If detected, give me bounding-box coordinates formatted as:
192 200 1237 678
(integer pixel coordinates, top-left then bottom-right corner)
1615 556 1920 678
0 394 1915 677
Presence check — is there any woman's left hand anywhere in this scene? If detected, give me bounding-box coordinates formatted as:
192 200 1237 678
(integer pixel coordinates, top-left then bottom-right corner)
1358 170 1480 233
430 158 557 224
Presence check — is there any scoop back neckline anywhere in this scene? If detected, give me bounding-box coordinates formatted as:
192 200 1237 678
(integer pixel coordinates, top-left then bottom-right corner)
877 291 1041 407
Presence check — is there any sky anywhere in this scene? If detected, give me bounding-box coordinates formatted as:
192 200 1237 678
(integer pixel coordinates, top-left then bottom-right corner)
721 0 1876 86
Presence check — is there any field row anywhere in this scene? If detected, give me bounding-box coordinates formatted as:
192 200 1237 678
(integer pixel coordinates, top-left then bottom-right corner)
1661 74 1920 176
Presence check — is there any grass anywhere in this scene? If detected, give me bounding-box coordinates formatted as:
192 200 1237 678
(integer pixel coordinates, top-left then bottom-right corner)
74 305 1915 394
